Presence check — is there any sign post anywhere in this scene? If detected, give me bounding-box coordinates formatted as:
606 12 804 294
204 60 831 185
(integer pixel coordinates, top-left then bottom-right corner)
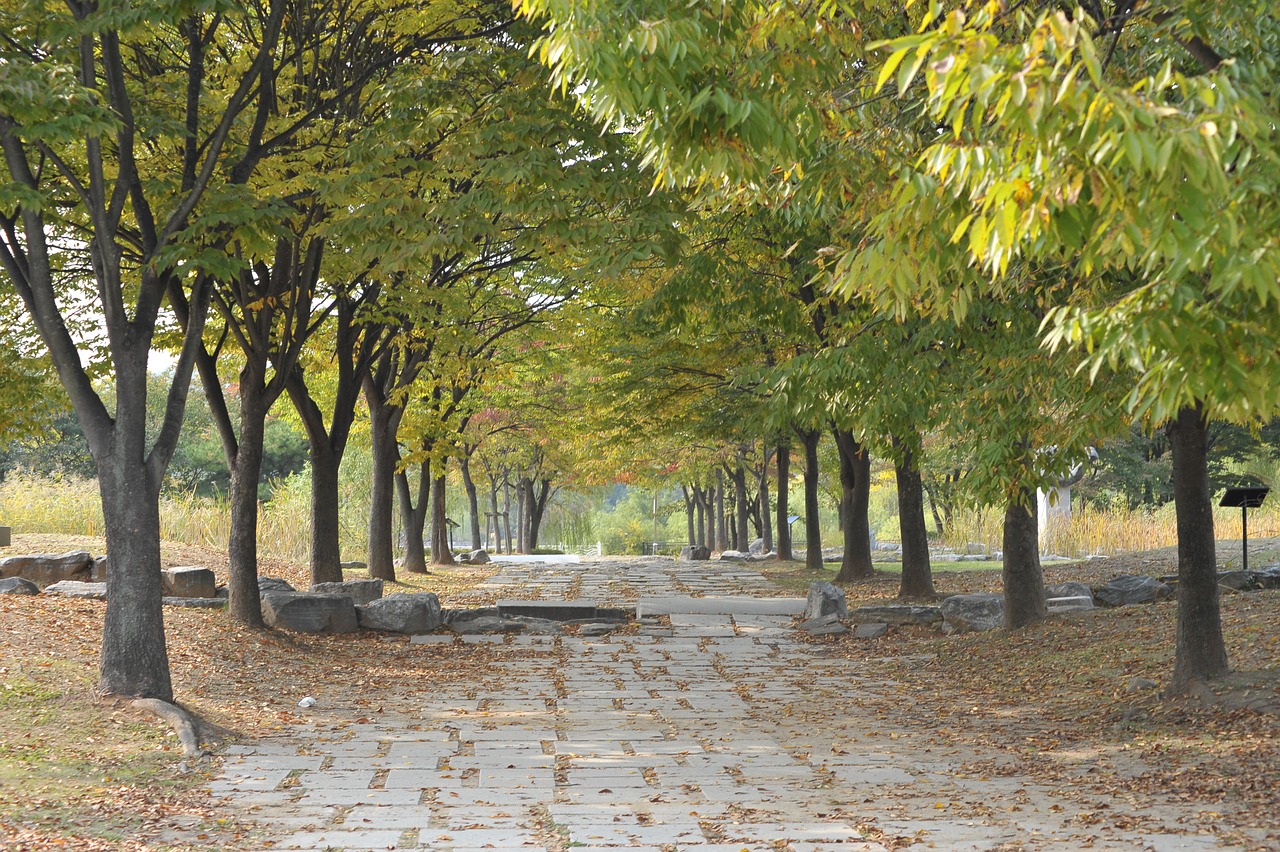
1219 487 1270 572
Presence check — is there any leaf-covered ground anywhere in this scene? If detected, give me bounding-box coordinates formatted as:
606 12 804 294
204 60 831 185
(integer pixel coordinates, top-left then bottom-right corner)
1 535 1277 849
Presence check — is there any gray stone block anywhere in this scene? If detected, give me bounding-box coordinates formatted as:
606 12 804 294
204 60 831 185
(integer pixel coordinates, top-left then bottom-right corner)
848 604 942 625
498 599 597 620
940 593 1005 633
0 550 92 586
356 592 442 633
803 581 848 620
262 592 359 634
258 577 295 593
453 615 525 634
679 544 711 561
0 576 39 595
311 579 383 605
854 622 889 639
88 556 108 582
1095 575 1174 607
163 566 217 598
43 580 107 600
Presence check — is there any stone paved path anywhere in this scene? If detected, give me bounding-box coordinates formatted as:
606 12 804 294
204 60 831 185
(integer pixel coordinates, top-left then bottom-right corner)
214 559 1245 851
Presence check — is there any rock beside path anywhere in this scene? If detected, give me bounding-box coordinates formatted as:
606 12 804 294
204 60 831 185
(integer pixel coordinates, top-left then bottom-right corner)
262 592 358 634
803 581 847 621
848 604 942 625
940 593 1005 633
163 566 217 598
357 593 443 633
311 579 383 605
1095 575 1174 607
0 577 39 595
0 550 92 586
43 580 107 600
679 544 711 561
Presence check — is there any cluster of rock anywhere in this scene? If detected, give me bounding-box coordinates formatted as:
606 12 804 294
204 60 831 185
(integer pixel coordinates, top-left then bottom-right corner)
797 567 1280 638
259 580 629 638
455 549 492 565
0 551 223 607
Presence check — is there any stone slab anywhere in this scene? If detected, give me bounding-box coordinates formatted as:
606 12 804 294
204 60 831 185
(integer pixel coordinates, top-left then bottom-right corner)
637 596 805 617
497 599 599 620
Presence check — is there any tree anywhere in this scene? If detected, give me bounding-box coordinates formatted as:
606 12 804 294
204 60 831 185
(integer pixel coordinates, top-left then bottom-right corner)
0 1 292 700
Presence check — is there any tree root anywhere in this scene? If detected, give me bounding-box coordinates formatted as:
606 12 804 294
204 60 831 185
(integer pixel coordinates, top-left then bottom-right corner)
129 697 215 760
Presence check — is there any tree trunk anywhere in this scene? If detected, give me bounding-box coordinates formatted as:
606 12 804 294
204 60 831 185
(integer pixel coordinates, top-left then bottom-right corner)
799 429 823 571
693 485 707 547
776 443 793 561
1168 405 1229 689
226 376 267 627
516 478 528 553
715 469 728 551
731 458 750 553
306 440 343 584
527 479 552 551
758 445 773 555
502 473 513 554
461 454 482 551
895 441 935 599
488 479 502 553
1002 485 1047 629
365 389 402 582
430 470 455 565
395 457 430 574
682 485 696 546
832 429 874 582
97 458 173 701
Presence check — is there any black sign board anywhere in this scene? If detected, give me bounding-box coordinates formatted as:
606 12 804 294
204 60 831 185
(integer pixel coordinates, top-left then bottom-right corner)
1219 487 1269 571
1219 486 1269 509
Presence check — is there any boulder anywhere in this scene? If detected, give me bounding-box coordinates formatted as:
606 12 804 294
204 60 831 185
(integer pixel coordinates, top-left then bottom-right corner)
88 556 109 582
854 623 889 639
1095 575 1174 607
578 622 618 637
939 594 1004 633
798 612 841 632
1255 566 1280 590
163 566 217 599
940 593 1005 633
445 606 499 624
0 577 39 595
803 581 848 621
748 538 765 556
0 551 92 586
467 549 491 565
1217 571 1260 591
805 622 849 636
261 592 358 634
513 616 563 635
42 580 107 600
848 604 942 625
258 577 296 593
719 550 748 560
679 545 711 561
311 579 383 605
452 615 525 635
356 593 443 633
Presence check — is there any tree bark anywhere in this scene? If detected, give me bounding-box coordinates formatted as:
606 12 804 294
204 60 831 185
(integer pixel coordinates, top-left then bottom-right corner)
502 472 513 554
731 460 750 552
305 438 343 584
526 478 552 551
1168 404 1229 689
832 429 874 582
97 457 173 701
430 469 455 565
799 429 823 571
488 477 502 552
516 478 528 553
225 373 266 627
895 441 935 599
395 456 430 574
364 383 403 582
461 453 482 551
1002 485 1047 629
758 445 773 554
715 468 728 551
776 443 792 560
682 485 696 546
